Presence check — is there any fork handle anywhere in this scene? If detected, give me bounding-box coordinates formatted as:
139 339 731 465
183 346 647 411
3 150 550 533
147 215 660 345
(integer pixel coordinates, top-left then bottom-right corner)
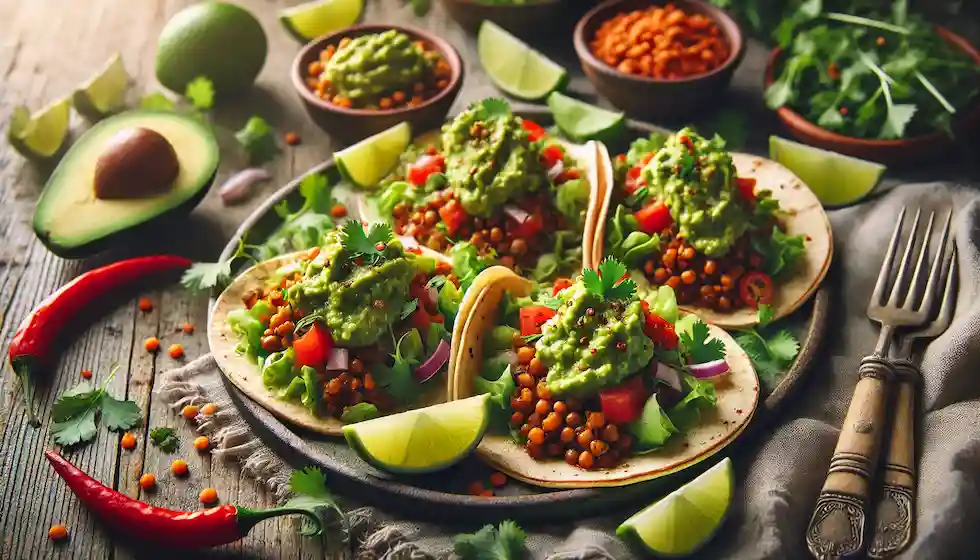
868 359 918 559
806 355 895 559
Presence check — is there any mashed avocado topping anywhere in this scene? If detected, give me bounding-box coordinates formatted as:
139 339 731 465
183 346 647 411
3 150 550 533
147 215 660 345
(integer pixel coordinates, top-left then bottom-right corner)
287 223 416 347
325 30 433 103
440 104 548 217
535 262 654 396
642 127 749 257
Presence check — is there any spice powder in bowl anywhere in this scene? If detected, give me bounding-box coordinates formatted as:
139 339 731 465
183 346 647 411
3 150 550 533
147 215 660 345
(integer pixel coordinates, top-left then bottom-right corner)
589 3 730 80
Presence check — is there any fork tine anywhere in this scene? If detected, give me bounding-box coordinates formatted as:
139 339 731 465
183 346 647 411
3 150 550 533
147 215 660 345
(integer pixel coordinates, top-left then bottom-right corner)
887 208 922 308
934 247 958 330
870 206 907 308
902 212 936 310
920 211 953 314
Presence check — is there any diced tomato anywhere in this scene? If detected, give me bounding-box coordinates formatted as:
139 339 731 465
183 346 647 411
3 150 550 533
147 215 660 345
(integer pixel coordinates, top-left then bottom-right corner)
406 164 432 186
624 165 645 195
410 307 432 331
406 154 446 187
438 200 469 237
599 376 648 424
540 145 564 169
555 168 580 184
641 152 656 165
739 271 774 308
634 201 673 234
293 323 333 369
519 306 557 337
552 277 574 296
736 177 757 202
521 119 546 142
617 154 627 163
509 210 544 239
642 310 678 350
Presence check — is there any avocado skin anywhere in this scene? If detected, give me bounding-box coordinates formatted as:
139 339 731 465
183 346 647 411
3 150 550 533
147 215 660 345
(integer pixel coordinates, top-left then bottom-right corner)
33 171 216 259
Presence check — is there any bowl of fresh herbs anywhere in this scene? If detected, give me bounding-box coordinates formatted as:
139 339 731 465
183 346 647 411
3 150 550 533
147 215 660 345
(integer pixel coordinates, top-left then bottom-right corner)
763 6 980 164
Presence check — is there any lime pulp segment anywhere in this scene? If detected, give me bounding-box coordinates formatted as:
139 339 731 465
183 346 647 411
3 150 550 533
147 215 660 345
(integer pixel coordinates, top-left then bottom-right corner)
280 0 364 42
73 53 129 117
478 21 566 101
547 92 625 143
335 121 411 189
8 98 71 158
769 135 885 207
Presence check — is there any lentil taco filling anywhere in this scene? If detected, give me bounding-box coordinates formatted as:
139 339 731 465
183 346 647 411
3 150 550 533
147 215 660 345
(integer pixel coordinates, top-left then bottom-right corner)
606 128 808 313
226 221 462 423
374 98 594 285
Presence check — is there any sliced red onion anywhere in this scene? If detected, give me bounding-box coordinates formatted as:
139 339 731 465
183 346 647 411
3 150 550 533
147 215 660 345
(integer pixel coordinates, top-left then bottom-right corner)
413 339 451 383
426 285 440 308
653 362 684 392
413 154 437 169
218 168 271 205
688 359 730 380
547 160 564 181
503 204 531 224
397 235 420 250
325 348 349 371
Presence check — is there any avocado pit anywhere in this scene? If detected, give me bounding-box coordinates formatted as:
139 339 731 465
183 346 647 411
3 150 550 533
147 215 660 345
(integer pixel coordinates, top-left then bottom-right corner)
94 127 179 199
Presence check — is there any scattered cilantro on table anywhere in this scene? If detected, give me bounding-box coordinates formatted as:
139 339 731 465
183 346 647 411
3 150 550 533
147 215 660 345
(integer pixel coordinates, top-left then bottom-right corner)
236 116 280 165
453 520 527 560
582 258 637 302
149 427 179 452
184 76 215 111
50 366 141 447
679 320 726 364
180 237 258 293
734 304 801 384
284 467 348 538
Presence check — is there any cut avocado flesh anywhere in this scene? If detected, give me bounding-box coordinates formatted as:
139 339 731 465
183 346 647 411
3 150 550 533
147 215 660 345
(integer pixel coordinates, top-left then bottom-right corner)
33 110 219 258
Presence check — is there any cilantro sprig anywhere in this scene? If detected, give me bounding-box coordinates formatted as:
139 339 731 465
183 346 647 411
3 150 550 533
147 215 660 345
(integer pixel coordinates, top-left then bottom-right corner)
283 467 348 539
468 97 511 122
453 520 527 560
181 237 260 293
581 257 637 302
340 220 394 266
50 365 141 447
184 76 215 111
236 115 281 165
680 320 726 364
734 304 800 384
149 427 179 453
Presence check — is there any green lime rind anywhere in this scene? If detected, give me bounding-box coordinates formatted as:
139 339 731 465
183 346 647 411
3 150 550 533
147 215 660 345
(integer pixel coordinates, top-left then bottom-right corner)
769 135 886 208
478 20 568 101
335 121 412 190
279 0 364 42
72 53 129 121
343 394 490 475
616 458 734 557
547 91 626 144
7 98 72 160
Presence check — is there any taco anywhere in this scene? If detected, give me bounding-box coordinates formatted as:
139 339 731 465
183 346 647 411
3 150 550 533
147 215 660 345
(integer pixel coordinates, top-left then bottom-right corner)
364 98 604 290
208 221 467 436
449 259 759 488
596 128 832 328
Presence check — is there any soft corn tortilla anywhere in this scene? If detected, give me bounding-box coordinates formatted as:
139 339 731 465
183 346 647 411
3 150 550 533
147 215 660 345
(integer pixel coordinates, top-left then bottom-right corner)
208 249 452 437
594 150 833 329
590 141 614 271
449 268 759 488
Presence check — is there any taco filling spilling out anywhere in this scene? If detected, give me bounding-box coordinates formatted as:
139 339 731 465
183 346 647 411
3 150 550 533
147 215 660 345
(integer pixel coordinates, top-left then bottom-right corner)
606 128 808 313
226 221 462 424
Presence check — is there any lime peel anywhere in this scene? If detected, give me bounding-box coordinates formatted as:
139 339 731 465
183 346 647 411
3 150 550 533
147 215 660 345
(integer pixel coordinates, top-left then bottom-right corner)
547 92 625 143
280 0 364 42
335 121 412 190
7 98 72 159
72 53 129 120
769 135 885 207
478 21 567 101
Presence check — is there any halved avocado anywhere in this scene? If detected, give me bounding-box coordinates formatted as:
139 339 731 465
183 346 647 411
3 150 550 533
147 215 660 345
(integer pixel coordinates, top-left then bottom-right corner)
33 110 219 258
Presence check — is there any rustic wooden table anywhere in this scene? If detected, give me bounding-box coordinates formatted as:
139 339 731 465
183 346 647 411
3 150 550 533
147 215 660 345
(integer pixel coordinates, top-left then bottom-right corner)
1 1 977 559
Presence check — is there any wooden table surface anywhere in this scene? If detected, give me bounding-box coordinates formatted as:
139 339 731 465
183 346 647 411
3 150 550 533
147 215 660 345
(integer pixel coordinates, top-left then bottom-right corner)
1 1 978 559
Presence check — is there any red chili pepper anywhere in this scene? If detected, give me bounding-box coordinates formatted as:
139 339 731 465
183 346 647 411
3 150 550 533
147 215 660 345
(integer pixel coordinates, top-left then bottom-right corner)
739 271 774 308
9 255 192 426
44 450 323 549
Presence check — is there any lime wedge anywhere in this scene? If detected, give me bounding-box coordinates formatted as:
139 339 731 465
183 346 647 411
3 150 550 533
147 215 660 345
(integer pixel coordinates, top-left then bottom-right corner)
617 457 734 557
344 394 490 474
548 92 626 144
769 136 886 207
7 98 71 160
335 121 411 189
72 53 129 120
478 21 567 101
280 0 363 42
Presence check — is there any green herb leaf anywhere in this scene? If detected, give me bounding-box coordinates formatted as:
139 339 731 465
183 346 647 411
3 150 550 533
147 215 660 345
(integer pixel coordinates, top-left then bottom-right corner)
140 92 176 112
425 275 448 290
340 220 394 265
340 403 379 423
180 238 254 293
285 467 347 538
50 366 135 446
184 76 215 110
400 298 419 320
521 333 543 343
766 330 801 363
597 257 637 302
758 303 775 326
679 320 726 364
51 406 99 447
236 116 280 165
470 98 511 122
733 305 800 386
149 427 179 452
100 394 142 432
453 520 527 560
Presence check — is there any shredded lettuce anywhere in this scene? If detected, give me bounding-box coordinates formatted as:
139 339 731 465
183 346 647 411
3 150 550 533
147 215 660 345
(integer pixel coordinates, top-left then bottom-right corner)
438 280 462 325
641 284 679 324
375 180 417 218
554 178 591 226
228 299 275 361
448 242 494 292
262 348 296 389
625 132 668 166
474 365 517 433
340 402 379 423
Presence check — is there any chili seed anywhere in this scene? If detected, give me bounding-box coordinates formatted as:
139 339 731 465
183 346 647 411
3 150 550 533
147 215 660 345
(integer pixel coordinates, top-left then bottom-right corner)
182 405 200 420
48 525 69 541
199 488 218 504
139 473 156 489
171 460 189 476
120 432 137 450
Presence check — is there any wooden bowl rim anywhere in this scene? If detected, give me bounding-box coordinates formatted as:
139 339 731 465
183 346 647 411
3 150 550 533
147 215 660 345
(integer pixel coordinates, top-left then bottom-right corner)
762 25 980 148
291 24 463 117
573 0 746 85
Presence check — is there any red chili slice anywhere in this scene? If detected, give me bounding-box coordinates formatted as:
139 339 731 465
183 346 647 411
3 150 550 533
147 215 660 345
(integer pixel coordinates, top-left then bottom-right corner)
739 271 774 308
736 177 757 202
519 306 556 337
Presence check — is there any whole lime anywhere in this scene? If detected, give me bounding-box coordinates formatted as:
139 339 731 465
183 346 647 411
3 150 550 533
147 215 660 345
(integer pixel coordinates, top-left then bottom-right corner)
155 2 267 96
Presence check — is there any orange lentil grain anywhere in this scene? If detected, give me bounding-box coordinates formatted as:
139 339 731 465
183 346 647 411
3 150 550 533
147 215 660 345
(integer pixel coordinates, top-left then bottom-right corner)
489 472 507 487
467 481 484 495
47 525 68 541
138 297 153 312
199 487 218 505
120 432 137 450
201 403 218 416
81 369 93 379
168 344 184 359
171 459 189 477
182 322 195 334
194 436 210 450
330 204 348 218
139 473 156 489
144 337 160 352
284 131 300 146
182 405 200 420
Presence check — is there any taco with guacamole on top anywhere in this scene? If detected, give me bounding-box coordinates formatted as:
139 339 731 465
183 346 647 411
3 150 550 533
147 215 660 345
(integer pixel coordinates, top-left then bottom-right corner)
367 98 605 289
449 258 759 488
208 221 470 436
594 128 832 328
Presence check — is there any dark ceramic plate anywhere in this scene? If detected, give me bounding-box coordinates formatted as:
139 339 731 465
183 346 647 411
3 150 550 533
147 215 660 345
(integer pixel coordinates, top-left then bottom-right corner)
212 109 831 522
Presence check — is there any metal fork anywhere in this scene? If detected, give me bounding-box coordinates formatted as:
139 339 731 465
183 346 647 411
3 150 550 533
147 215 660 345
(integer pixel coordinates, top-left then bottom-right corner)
806 208 955 559
868 242 958 559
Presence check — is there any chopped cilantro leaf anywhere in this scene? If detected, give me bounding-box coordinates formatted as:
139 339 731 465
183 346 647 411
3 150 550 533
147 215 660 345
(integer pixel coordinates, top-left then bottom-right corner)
181 238 256 293
50 366 141 447
734 305 800 385
521 333 543 343
149 427 179 452
184 76 214 110
469 97 511 121
582 257 637 302
235 116 280 165
341 220 394 265
453 520 527 560
400 298 419 320
340 403 379 423
284 467 347 537
100 394 142 432
679 320 726 364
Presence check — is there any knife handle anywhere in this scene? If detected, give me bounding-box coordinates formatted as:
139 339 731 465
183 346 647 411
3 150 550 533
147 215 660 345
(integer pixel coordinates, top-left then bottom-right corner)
806 355 894 559
868 359 918 559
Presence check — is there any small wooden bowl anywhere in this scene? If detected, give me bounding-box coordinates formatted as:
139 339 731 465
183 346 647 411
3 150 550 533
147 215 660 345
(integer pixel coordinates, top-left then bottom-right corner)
292 25 463 144
439 0 565 37
573 0 745 121
763 27 980 165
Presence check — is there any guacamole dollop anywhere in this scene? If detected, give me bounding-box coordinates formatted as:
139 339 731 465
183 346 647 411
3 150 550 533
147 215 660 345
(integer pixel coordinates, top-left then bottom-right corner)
441 109 547 217
642 127 749 257
535 282 654 396
287 230 416 347
325 29 432 103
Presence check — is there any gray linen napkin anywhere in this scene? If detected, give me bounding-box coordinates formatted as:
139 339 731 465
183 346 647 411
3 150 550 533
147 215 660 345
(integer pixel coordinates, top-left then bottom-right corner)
158 183 980 559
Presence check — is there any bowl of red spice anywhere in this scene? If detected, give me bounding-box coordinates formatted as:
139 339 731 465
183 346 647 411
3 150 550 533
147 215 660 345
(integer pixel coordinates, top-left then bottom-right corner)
292 25 463 144
573 0 745 120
